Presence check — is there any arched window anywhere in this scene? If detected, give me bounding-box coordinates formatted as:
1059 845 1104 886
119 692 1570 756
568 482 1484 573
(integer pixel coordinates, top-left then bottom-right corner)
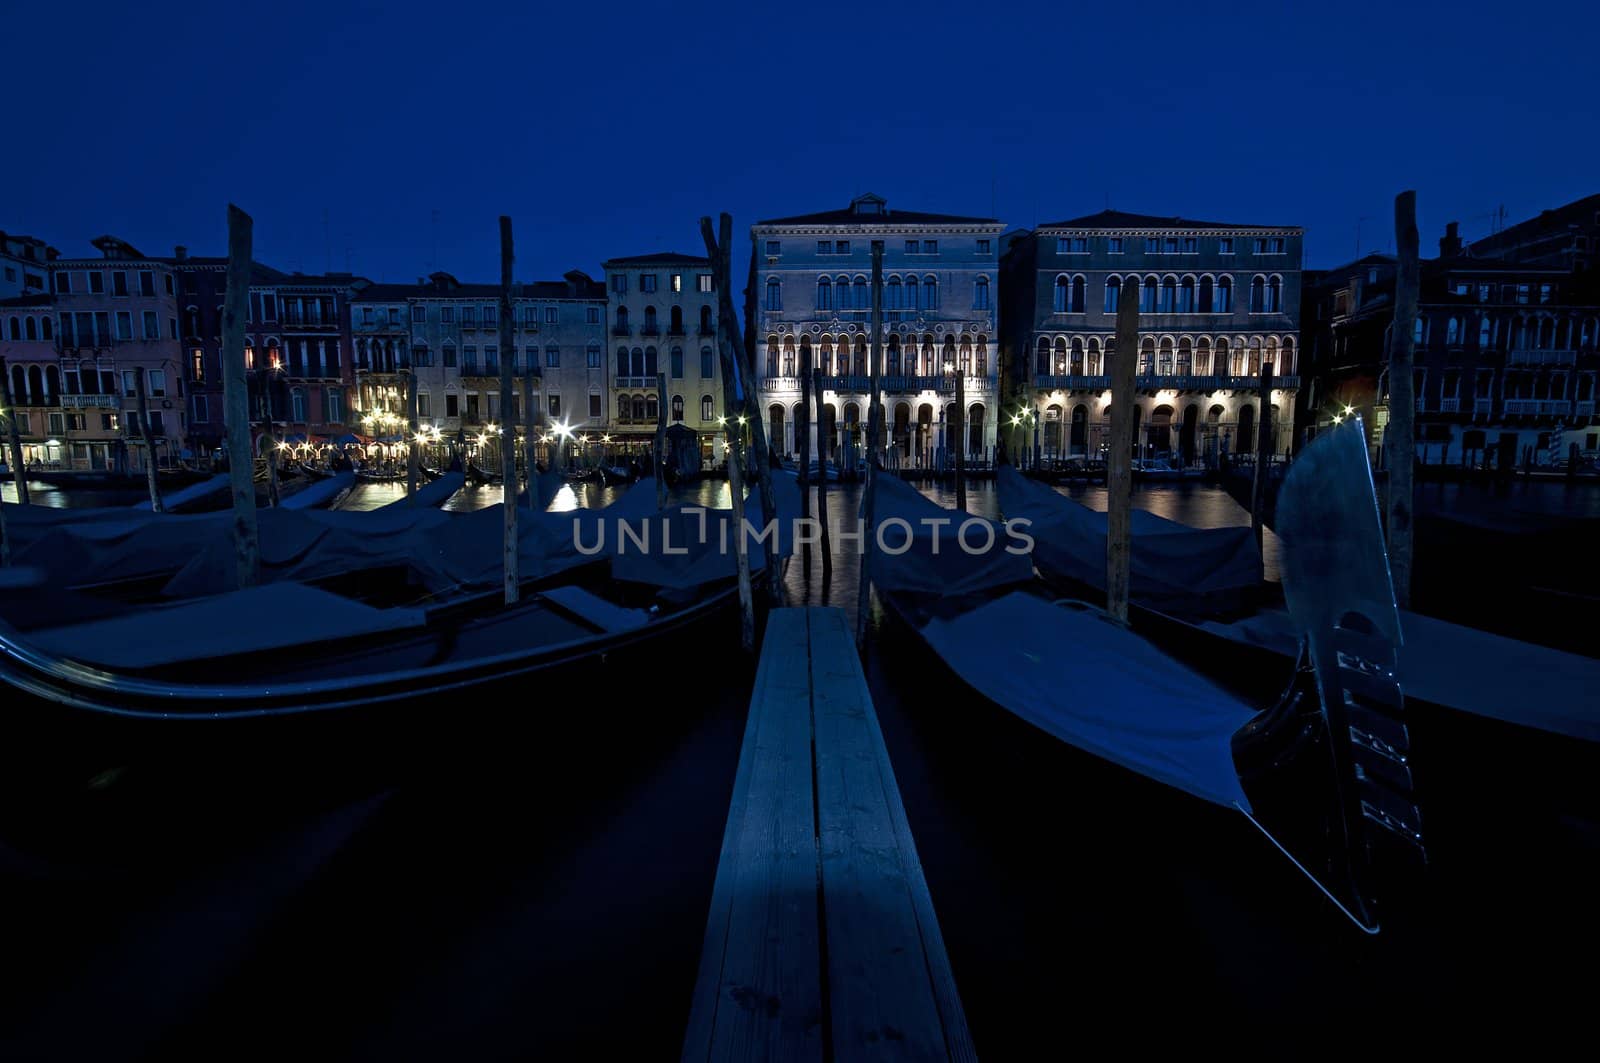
782 336 795 377
670 346 684 378
1248 337 1263 375
1053 337 1067 374
7 317 19 340
1267 275 1282 313
671 394 684 422
1069 338 1085 374
766 336 779 378
700 305 714 334
1178 276 1196 313
618 394 630 422
630 346 645 376
1196 337 1211 375
1087 338 1102 375
1281 337 1296 374
975 334 988 376
701 395 714 421
1102 276 1120 314
1264 336 1279 371
1159 276 1177 313
1413 317 1425 344
1157 337 1174 374
700 345 715 378
1199 275 1214 313
974 275 991 310
853 276 868 309
40 316 53 341
1177 337 1192 374
1250 276 1266 313
670 305 684 334
817 276 833 311
616 346 629 374
1216 276 1233 313
765 278 782 311
923 275 939 310
904 275 918 311
1035 337 1050 375
644 305 658 332
1053 275 1069 313
615 306 629 330
635 395 648 422
24 317 37 341
1216 337 1231 375
1139 337 1155 374
644 345 658 376
887 337 901 376
887 276 903 310
1071 275 1086 313
1446 317 1460 345
1478 316 1493 349
1141 276 1158 313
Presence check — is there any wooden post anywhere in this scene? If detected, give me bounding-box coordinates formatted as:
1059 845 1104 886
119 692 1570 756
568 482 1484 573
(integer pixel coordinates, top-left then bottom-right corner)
813 366 832 582
700 216 755 649
1250 363 1274 547
1388 190 1419 609
523 366 538 501
954 366 967 511
798 344 812 575
701 213 779 607
498 215 519 605
856 240 886 648
654 371 669 510
0 357 30 505
134 369 164 512
222 204 260 588
406 368 420 503
1106 284 1139 623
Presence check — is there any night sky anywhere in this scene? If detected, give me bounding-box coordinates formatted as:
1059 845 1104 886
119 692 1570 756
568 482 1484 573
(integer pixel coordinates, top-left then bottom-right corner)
11 0 1599 279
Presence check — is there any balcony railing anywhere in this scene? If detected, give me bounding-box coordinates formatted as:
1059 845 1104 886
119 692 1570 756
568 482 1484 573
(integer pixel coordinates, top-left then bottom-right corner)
1503 399 1572 416
61 393 118 409
1032 373 1301 391
1507 349 1577 366
1577 400 1596 417
640 324 660 337
1438 397 1461 413
612 324 632 336
758 374 983 394
614 376 658 389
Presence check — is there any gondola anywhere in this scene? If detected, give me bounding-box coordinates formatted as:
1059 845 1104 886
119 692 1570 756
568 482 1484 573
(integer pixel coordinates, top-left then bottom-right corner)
354 467 408 484
0 480 793 733
862 424 1425 932
298 462 336 481
598 464 635 486
995 461 1600 742
464 458 502 486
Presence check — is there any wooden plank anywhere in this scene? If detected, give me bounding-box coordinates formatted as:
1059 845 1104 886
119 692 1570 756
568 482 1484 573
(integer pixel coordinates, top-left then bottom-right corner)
807 607 975 1062
683 609 822 1063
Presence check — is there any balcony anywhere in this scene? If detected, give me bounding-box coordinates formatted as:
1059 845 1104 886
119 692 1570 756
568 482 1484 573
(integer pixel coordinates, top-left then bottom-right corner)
61 393 118 409
1507 349 1577 366
1577 401 1596 417
640 324 661 337
614 376 658 389
763 374 970 394
1438 397 1462 413
612 324 632 337
1503 399 1571 416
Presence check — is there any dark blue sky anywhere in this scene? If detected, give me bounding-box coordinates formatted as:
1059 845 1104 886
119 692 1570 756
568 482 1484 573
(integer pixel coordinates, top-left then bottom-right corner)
11 1 1599 280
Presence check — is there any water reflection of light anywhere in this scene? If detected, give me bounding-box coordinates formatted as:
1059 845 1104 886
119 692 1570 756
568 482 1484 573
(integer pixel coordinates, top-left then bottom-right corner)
547 484 579 512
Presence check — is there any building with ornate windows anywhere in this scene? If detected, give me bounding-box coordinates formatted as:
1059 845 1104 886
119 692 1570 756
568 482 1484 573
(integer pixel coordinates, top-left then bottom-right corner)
999 211 1303 464
1302 220 1599 465
750 194 1005 465
356 270 606 444
601 252 719 453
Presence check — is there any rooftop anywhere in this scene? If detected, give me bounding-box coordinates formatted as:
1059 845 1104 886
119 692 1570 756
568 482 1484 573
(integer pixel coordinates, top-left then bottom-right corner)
602 252 709 267
756 193 999 228
1038 209 1295 231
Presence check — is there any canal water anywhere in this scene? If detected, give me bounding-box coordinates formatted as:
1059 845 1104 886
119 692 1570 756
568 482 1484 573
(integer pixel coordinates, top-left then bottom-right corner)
1 474 1595 1055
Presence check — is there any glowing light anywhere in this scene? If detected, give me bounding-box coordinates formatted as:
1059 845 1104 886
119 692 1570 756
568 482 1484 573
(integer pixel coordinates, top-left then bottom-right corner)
1344 405 1355 416
1332 414 1344 424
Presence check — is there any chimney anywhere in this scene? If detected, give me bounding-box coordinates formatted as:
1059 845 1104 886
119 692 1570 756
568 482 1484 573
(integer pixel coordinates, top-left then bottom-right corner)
1439 221 1462 258
174 245 188 261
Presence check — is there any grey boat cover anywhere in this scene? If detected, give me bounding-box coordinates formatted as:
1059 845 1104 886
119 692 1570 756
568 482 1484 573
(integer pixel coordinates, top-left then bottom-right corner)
376 472 465 510
608 470 802 590
131 473 229 512
1200 607 1600 742
997 465 1262 615
865 472 1034 597
25 583 427 669
281 472 355 510
14 511 234 588
921 591 1255 808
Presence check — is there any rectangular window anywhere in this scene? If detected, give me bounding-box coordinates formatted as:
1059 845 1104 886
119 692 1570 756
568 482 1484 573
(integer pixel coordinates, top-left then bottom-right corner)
362 307 374 324
192 395 207 424
765 241 781 256
460 306 477 327
1182 237 1198 253
149 370 166 397
1539 284 1552 304
906 240 920 254
587 306 601 323
89 271 105 294
977 239 991 255
465 394 479 421
101 412 116 431
1057 237 1088 254
143 311 159 339
485 346 499 374
1145 237 1161 253
549 394 561 417
483 305 497 327
545 306 558 323
440 305 455 323
121 370 137 397
587 345 601 368
55 271 72 293
326 387 344 423
191 347 205 382
923 240 937 254
589 393 602 418
1254 237 1286 254
1164 238 1179 254
1517 284 1530 304
611 274 627 293
418 393 431 419
819 240 833 254
49 412 65 435
139 271 155 296
67 413 86 431
445 393 458 418
1218 238 1234 254
697 274 713 293
701 347 715 377
546 346 560 368
836 240 850 255
411 304 425 325
641 274 658 293
115 311 133 340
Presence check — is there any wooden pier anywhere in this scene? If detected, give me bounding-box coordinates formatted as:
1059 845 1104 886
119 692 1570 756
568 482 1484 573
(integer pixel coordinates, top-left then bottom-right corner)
683 607 974 1062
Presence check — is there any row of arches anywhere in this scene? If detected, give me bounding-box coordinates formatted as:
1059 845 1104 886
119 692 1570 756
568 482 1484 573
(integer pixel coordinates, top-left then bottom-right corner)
1053 273 1283 315
615 392 719 424
768 400 990 459
1027 401 1279 462
809 274 965 312
5 315 55 342
613 305 714 334
1033 334 1297 377
1429 313 1600 351
764 333 991 378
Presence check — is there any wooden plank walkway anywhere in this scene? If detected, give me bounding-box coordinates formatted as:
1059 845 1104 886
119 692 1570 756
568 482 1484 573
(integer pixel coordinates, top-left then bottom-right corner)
683 607 975 1062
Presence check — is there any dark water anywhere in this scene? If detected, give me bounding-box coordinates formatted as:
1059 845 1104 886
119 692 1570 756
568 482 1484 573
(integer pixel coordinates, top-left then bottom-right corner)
2 481 147 508
2 473 1596 1054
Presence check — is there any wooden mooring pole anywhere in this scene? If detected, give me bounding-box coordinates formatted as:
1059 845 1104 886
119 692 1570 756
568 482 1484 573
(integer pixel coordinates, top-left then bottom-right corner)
222 204 260 588
701 215 755 649
406 367 420 503
954 365 967 511
856 241 885 649
0 357 29 506
134 370 164 512
1388 190 1419 609
813 365 832 582
1250 363 1274 547
654 371 669 510
1106 281 1139 623
798 342 812 575
499 215 519 605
